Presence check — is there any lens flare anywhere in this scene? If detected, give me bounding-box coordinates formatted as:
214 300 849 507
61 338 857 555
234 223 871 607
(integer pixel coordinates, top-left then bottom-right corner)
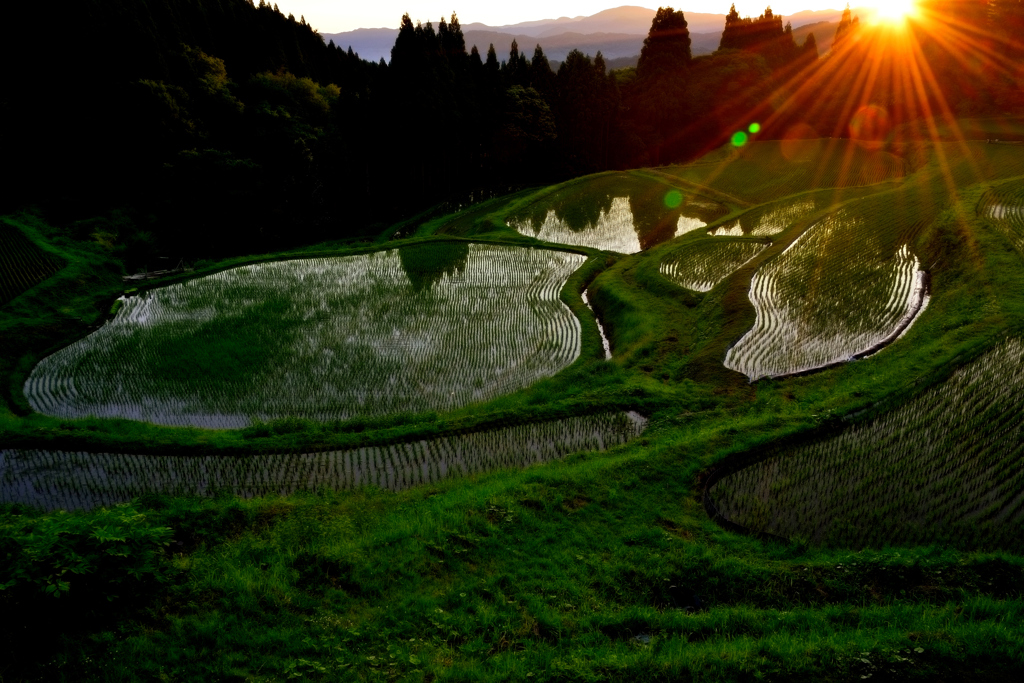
748 123 761 134
849 105 891 150
781 123 819 161
664 190 683 208
732 131 749 147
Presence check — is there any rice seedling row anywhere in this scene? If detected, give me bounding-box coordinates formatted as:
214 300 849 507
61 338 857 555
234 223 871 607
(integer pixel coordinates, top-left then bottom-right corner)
978 179 1024 251
0 221 62 305
659 240 769 293
709 338 1024 550
0 412 647 511
724 208 927 380
24 244 585 428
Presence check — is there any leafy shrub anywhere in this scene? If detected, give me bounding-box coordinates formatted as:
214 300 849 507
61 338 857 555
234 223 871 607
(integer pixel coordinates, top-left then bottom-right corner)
0 503 172 603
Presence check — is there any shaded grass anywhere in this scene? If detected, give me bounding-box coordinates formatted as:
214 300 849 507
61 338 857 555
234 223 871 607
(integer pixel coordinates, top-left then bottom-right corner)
660 139 910 205
0 217 64 306
6 425 1024 681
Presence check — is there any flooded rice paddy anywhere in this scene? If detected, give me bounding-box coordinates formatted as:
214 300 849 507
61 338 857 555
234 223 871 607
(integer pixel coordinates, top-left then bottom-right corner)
660 240 769 293
25 244 585 428
507 172 729 253
709 339 1024 550
979 181 1024 251
725 212 927 380
1 413 647 511
709 198 817 237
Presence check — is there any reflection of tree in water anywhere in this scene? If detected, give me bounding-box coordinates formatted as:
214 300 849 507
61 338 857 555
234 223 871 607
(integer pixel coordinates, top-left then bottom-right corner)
736 197 819 236
630 191 677 250
510 172 728 250
398 242 470 291
630 189 729 250
552 192 615 232
683 197 731 224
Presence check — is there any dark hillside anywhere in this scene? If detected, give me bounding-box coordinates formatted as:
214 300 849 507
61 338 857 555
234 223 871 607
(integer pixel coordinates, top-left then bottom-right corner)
3 0 379 261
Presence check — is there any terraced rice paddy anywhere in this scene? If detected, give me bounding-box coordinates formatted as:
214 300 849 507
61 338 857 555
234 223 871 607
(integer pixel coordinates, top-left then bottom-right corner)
709 198 817 237
674 198 728 237
978 179 1024 251
724 211 927 380
25 244 585 428
709 339 1024 550
659 240 769 293
507 172 728 253
936 141 1024 187
0 220 62 305
0 413 647 511
512 196 642 253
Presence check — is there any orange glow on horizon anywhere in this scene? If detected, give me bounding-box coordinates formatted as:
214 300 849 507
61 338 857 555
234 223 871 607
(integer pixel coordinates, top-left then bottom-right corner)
659 0 1024 208
867 0 919 25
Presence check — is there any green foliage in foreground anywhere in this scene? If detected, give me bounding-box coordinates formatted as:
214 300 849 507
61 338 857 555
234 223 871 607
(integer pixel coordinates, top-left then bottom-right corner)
0 503 171 601
3 444 1024 681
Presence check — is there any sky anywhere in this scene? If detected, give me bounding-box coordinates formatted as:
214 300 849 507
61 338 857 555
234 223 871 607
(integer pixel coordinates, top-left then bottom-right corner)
282 1 848 33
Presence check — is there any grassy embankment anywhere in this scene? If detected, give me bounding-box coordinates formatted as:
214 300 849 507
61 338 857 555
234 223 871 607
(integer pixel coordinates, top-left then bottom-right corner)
3 134 1024 681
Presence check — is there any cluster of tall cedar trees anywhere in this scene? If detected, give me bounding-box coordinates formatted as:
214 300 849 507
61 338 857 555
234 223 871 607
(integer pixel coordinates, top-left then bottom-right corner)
1 0 1022 264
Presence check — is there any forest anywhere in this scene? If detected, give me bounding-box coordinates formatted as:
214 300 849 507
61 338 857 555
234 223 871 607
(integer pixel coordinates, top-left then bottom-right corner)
3 0 1024 264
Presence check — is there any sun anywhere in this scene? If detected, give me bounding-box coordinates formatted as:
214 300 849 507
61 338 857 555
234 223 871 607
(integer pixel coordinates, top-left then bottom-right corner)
870 0 918 24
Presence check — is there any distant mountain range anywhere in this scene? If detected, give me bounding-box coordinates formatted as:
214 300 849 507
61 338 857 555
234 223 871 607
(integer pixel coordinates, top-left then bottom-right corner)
322 5 864 65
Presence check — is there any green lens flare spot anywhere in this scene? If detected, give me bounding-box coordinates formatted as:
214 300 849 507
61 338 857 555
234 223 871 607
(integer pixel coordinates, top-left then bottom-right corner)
664 190 683 208
731 131 748 147
748 122 761 134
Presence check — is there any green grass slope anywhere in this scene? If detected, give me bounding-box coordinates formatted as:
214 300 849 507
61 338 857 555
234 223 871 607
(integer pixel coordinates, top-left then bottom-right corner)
0 218 64 306
3 130 1024 681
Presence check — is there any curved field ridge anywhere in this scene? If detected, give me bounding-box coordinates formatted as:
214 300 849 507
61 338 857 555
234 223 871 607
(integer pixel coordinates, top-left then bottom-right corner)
0 413 647 511
25 245 585 428
709 339 1024 550
725 212 927 380
978 180 1024 251
659 240 769 293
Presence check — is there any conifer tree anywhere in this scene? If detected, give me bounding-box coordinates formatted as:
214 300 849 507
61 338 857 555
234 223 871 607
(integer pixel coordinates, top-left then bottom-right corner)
834 4 859 45
637 6 691 80
485 44 500 76
803 32 818 57
528 44 555 97
505 39 523 84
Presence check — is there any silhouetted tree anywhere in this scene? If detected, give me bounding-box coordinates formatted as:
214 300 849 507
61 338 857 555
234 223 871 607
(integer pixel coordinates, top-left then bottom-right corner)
834 4 860 45
637 6 691 79
555 50 610 173
803 31 818 57
504 39 528 85
628 7 692 163
528 44 556 98
719 6 800 68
